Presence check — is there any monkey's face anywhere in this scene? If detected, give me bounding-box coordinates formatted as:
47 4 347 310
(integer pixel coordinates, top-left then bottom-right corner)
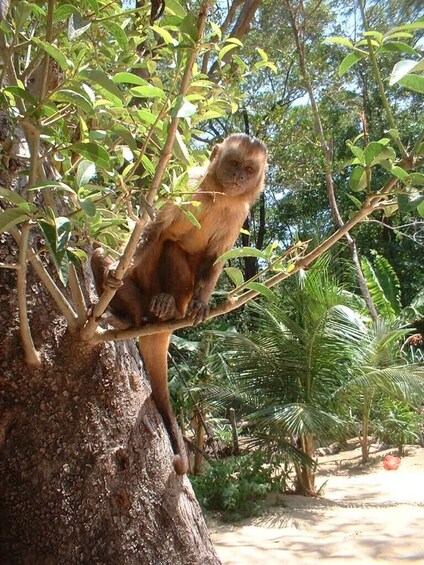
212 137 267 197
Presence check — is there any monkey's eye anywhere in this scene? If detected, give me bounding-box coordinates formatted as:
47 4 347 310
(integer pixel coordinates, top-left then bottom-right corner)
230 160 238 167
245 166 254 174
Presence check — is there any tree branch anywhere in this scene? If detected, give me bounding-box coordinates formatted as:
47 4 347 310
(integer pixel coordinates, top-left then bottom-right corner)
90 192 386 344
10 226 78 328
68 263 87 325
16 223 41 366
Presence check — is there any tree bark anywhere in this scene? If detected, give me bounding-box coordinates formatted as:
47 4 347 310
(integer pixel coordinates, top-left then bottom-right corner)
0 237 220 564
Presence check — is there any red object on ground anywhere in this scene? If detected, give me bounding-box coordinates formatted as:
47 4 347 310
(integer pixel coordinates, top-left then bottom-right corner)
383 454 401 470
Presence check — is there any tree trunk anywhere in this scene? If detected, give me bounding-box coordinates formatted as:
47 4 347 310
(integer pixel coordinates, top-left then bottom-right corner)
294 433 316 496
0 238 220 564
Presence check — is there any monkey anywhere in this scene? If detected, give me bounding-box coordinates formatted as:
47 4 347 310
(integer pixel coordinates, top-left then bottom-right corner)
91 133 268 475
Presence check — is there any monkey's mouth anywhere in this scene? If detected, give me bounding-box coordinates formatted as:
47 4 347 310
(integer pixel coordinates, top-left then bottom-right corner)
224 181 244 192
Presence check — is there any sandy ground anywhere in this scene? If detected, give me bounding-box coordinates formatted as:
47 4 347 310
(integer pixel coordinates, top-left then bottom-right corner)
209 444 424 564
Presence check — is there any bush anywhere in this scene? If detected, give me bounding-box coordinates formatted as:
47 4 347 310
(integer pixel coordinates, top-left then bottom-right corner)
191 452 286 521
376 401 422 453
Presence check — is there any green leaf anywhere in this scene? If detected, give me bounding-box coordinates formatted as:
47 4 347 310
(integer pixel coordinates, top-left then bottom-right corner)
216 247 268 263
409 172 424 186
55 217 71 252
181 208 200 228
103 21 129 51
417 200 424 218
363 30 383 43
71 142 110 168
4 86 37 106
52 89 93 114
78 198 96 216
397 194 424 213
52 4 80 22
130 85 166 98
323 36 354 48
113 124 137 150
347 194 363 209
76 160 96 187
165 0 186 17
244 282 277 302
0 188 28 206
349 166 367 192
86 0 99 15
0 208 29 233
224 267 244 287
339 52 365 76
364 142 396 166
32 38 70 71
378 41 417 56
347 141 365 163
398 73 424 94
80 69 123 105
151 24 177 45
39 216 71 283
218 43 239 61
113 72 148 86
388 165 409 180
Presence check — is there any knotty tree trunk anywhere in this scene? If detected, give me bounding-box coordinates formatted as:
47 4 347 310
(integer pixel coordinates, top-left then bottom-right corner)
0 236 220 564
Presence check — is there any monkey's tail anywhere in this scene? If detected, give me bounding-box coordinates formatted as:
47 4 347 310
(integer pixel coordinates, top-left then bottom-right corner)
139 332 189 476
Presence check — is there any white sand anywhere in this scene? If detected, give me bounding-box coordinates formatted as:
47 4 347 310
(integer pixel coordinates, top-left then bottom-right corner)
210 445 424 564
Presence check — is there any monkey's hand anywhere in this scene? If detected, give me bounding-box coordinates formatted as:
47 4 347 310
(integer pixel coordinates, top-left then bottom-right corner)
104 268 123 290
187 299 209 326
150 293 176 320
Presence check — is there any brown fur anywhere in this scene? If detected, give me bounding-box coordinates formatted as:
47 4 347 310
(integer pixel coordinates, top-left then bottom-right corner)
91 134 268 474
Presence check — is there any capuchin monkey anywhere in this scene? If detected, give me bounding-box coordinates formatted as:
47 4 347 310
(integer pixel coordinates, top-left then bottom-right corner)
91 133 268 474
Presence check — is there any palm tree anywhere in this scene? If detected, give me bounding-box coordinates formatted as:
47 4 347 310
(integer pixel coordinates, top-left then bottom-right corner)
329 311 424 462
208 262 424 493
209 264 355 495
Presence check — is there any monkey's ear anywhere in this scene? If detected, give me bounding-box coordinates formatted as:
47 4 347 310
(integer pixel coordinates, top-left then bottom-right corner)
209 144 221 162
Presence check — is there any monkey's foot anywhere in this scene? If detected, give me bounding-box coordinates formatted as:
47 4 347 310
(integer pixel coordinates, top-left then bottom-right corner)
187 299 209 326
149 293 176 320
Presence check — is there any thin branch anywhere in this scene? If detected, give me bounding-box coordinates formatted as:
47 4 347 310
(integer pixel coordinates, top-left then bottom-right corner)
16 223 41 366
80 0 213 341
285 0 379 323
10 226 78 328
91 192 385 344
68 263 87 325
0 262 20 270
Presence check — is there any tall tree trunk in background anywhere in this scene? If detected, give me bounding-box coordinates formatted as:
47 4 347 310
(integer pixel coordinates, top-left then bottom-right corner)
241 193 266 280
285 0 379 323
0 237 220 564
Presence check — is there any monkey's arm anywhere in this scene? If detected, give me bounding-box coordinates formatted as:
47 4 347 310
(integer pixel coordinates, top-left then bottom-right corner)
187 257 224 325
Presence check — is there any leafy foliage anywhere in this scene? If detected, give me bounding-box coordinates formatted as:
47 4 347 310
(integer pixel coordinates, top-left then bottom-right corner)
190 452 286 521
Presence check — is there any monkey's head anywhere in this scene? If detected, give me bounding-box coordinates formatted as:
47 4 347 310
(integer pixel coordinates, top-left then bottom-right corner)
209 134 268 199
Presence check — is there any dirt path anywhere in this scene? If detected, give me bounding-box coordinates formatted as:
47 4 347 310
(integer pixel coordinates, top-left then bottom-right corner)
210 445 424 564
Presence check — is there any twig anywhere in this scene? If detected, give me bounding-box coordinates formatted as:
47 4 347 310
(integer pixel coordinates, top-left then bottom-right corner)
16 223 41 366
91 192 385 344
68 263 87 325
10 226 78 329
0 262 21 270
80 0 213 341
